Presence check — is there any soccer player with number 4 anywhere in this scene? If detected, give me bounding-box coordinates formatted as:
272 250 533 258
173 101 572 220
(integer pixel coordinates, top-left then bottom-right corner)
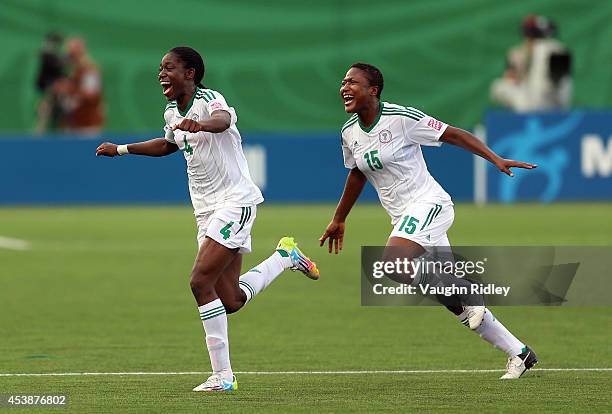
96 46 320 392
319 63 538 379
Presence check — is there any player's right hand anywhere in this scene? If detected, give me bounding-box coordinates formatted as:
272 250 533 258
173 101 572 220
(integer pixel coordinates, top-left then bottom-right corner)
319 220 345 255
96 142 119 157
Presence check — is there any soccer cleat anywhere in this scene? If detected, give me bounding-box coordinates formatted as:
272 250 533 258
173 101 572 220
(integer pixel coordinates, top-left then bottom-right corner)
459 305 486 330
276 237 320 280
192 374 238 392
500 346 538 379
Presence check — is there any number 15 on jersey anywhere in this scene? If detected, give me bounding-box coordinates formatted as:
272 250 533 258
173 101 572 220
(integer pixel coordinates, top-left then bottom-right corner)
364 150 383 171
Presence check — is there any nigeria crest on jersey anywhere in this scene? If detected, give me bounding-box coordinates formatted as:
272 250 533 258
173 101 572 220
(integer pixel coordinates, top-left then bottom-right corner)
379 129 393 143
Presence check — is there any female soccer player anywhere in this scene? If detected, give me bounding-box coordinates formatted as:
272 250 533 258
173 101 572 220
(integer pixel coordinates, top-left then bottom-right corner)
319 63 537 379
96 46 319 392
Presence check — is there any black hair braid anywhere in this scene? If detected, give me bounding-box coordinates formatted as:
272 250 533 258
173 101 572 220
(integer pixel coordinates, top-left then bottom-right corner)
169 46 206 89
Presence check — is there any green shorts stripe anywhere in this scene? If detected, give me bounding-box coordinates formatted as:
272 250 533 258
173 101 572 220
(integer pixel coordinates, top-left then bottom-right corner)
238 207 246 227
420 204 442 230
432 204 442 220
236 207 251 234
420 208 435 231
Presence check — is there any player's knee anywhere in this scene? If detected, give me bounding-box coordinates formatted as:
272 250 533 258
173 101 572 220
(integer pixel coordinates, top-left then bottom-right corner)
189 272 215 298
223 300 243 314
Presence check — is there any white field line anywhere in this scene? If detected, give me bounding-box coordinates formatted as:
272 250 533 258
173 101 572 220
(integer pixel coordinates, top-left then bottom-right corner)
0 368 610 377
0 236 30 251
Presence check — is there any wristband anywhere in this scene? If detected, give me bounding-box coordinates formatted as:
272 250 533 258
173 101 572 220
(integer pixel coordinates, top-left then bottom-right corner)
117 144 129 155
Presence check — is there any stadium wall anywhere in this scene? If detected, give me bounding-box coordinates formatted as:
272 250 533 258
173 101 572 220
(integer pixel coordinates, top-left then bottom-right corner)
0 133 473 205
2 109 611 205
486 111 612 202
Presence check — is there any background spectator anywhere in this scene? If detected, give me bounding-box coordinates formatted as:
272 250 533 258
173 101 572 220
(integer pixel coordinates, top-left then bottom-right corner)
35 32 67 133
490 15 572 112
54 37 105 135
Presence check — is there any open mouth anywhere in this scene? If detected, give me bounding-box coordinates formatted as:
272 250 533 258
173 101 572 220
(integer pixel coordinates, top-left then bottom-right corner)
160 80 173 97
343 94 354 107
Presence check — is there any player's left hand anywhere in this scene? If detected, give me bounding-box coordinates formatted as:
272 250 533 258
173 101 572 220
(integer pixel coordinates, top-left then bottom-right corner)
319 220 345 255
172 119 203 133
495 158 537 177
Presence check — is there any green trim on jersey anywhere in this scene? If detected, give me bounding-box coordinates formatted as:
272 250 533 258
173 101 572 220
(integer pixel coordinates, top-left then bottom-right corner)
406 106 426 117
165 102 177 110
358 102 383 133
342 113 357 128
382 105 424 116
178 89 198 116
341 114 358 134
204 91 216 102
195 89 216 103
381 105 425 121
381 110 422 122
381 104 425 121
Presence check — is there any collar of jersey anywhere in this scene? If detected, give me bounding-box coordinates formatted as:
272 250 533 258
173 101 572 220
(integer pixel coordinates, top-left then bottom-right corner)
358 102 383 133
177 87 200 117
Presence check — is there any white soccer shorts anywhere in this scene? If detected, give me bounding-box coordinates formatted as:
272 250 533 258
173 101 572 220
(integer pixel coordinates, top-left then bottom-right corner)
196 205 257 254
389 201 454 251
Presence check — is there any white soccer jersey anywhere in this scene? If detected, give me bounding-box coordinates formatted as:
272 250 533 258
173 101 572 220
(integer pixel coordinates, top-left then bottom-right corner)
163 88 263 215
341 102 452 225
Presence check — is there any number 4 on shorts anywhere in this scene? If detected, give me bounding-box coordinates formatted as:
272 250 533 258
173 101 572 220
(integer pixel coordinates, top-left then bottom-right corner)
220 221 234 240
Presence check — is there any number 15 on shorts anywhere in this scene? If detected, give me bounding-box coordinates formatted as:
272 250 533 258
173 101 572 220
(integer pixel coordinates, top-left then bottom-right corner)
397 215 419 234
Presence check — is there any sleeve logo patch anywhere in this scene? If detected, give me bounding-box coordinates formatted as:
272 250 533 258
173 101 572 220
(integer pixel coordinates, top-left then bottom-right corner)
427 118 443 131
210 101 223 111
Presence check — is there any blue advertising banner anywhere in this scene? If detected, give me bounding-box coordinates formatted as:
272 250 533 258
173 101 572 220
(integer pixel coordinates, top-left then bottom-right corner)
0 132 473 205
486 111 612 202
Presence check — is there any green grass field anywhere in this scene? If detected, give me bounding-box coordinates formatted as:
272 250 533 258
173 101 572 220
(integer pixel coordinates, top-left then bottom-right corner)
1 203 611 413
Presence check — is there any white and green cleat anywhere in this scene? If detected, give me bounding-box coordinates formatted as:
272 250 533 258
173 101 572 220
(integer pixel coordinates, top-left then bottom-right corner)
193 373 238 392
276 237 320 280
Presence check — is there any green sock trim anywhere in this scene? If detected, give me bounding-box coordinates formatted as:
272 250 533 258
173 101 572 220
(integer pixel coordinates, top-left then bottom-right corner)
276 249 289 257
521 346 528 354
239 281 256 300
201 310 226 320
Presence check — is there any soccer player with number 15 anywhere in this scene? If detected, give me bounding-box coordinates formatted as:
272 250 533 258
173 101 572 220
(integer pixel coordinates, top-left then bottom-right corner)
320 63 538 379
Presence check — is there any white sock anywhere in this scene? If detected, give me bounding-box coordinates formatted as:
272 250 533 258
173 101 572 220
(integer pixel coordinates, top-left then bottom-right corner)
198 299 232 381
239 251 292 303
472 308 526 357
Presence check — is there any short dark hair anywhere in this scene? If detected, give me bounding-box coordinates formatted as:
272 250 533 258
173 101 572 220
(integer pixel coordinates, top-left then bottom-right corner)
351 62 384 98
169 46 205 88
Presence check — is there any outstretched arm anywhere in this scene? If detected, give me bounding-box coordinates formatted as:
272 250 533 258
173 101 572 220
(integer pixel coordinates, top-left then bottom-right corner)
440 126 537 176
319 168 367 254
96 138 178 157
